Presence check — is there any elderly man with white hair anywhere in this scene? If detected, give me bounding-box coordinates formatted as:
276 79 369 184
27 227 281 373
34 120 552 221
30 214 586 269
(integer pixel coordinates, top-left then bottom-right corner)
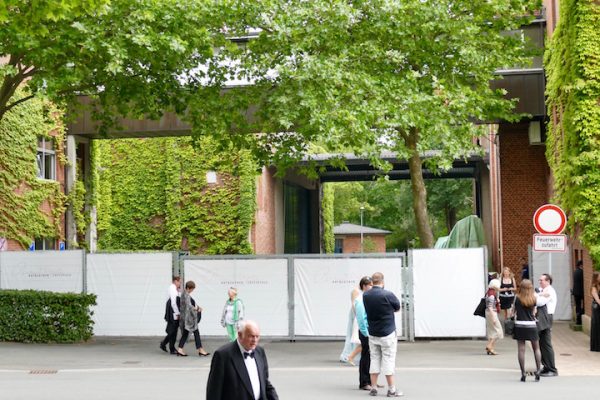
485 279 504 355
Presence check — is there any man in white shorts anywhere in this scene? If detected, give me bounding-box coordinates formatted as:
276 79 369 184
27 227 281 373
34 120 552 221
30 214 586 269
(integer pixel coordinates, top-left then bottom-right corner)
362 272 402 397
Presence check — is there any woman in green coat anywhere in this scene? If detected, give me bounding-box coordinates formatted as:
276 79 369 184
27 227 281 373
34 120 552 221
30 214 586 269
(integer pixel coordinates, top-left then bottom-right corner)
220 287 244 341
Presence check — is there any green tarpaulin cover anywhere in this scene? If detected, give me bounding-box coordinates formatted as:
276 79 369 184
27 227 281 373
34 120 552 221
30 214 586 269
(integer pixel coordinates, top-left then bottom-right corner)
434 215 489 267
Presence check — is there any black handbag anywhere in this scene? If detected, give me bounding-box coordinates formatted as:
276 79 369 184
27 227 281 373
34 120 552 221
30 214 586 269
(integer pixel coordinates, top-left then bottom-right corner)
504 318 515 335
474 298 486 317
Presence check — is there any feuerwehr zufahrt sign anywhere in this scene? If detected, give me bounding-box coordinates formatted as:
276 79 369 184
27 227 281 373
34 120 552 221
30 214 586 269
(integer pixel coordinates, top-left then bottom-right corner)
532 204 567 252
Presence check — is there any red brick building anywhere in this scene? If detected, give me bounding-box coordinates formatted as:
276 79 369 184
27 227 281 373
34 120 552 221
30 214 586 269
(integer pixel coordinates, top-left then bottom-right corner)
333 222 390 254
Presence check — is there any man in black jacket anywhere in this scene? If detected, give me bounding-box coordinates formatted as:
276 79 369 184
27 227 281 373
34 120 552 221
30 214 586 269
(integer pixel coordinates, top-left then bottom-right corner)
573 260 584 325
206 320 278 400
363 272 402 397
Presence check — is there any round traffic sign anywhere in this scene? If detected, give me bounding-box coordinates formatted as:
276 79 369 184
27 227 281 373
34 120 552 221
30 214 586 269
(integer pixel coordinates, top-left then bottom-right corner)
533 204 567 234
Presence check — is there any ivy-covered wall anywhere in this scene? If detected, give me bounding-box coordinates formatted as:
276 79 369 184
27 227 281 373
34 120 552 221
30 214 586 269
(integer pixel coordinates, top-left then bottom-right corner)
94 137 258 254
545 0 600 268
0 90 67 248
321 184 335 253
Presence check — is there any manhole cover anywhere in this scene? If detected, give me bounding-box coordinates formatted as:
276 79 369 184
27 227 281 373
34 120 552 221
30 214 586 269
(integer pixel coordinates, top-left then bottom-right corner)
559 353 572 356
123 361 141 364
29 369 58 374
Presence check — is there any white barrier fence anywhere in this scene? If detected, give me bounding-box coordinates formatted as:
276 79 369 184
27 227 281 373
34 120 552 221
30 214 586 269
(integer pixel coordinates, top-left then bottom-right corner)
0 248 491 339
0 250 84 293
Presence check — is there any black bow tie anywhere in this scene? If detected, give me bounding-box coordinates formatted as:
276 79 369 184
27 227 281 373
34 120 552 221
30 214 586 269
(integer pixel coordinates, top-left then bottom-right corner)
243 351 254 359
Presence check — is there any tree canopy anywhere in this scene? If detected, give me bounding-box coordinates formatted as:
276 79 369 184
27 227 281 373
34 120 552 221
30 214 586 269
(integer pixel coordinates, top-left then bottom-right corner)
0 0 224 124
186 0 541 247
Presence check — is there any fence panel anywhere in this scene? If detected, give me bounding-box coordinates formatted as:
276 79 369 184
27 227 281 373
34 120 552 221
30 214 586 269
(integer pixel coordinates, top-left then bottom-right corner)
411 248 486 338
0 250 84 293
87 252 173 335
293 255 405 339
183 257 289 337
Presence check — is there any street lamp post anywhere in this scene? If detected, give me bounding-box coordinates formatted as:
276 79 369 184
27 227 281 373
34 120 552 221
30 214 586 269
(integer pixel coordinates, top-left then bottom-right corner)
360 206 365 253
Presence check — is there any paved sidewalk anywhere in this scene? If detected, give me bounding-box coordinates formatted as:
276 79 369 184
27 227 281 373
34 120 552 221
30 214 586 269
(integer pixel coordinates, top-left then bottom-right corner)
0 321 598 399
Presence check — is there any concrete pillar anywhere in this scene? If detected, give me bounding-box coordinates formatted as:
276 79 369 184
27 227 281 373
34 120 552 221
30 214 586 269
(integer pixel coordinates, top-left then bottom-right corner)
65 135 78 248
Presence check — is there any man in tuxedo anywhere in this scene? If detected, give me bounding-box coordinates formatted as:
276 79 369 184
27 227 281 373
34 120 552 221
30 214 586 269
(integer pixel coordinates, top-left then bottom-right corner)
206 320 278 400
160 276 181 355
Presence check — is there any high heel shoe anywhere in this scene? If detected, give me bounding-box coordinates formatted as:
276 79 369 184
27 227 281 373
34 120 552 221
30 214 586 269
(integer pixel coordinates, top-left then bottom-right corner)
486 349 497 355
534 370 541 381
520 374 526 382
198 351 210 357
176 349 188 357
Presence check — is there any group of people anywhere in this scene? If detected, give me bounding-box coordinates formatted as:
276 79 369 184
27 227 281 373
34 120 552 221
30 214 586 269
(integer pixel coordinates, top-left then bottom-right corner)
159 276 211 357
484 269 559 381
341 272 404 397
159 277 246 357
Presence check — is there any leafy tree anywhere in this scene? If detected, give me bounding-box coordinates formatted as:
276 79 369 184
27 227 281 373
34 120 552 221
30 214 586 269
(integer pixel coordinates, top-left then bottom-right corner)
188 0 540 248
0 0 223 125
330 178 473 251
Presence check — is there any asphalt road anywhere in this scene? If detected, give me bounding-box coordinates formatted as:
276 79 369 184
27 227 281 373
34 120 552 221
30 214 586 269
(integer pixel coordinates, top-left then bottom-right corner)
0 322 598 399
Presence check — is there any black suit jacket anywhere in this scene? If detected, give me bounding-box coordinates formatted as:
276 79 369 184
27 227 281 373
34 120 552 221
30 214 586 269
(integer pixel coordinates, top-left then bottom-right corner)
206 340 278 400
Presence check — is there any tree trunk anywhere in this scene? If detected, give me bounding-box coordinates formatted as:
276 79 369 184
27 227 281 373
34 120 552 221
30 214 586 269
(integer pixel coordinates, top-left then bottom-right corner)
406 128 435 248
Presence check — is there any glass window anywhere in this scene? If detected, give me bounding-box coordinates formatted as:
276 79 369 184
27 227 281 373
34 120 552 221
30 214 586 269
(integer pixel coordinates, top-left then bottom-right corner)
34 237 56 250
36 137 56 180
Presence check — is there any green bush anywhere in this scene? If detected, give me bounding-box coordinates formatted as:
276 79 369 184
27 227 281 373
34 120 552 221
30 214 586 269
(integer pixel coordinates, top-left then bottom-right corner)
0 290 97 343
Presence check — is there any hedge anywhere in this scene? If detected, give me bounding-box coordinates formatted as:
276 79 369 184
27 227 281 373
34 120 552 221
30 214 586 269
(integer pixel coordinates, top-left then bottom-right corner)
0 290 97 343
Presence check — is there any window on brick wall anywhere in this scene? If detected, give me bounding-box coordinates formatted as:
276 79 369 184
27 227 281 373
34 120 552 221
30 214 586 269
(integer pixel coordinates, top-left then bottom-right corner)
36 137 56 180
34 237 56 250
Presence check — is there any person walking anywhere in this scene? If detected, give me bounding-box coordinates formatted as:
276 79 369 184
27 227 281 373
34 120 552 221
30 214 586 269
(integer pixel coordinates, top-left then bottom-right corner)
362 272 402 397
160 276 181 355
537 273 558 377
590 272 600 352
485 279 504 355
221 287 244 342
206 320 278 400
512 279 542 382
573 260 584 325
176 280 210 357
355 276 373 391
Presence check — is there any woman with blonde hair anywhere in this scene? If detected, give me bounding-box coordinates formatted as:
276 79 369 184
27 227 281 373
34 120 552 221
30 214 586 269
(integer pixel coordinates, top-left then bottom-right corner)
513 279 541 381
499 267 516 319
485 279 504 355
590 272 600 351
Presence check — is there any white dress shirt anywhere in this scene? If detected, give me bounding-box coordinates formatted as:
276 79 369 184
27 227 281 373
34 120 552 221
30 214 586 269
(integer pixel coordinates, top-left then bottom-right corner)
237 341 260 400
536 285 557 315
168 283 180 319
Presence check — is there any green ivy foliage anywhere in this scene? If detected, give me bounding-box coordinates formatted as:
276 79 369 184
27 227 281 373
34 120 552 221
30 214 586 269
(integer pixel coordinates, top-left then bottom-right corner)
545 0 600 268
0 290 97 343
0 90 67 247
95 137 257 254
321 184 335 253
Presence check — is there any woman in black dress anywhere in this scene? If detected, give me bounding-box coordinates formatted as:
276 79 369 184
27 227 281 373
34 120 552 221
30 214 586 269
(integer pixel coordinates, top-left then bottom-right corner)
590 272 600 352
512 279 541 382
499 268 516 319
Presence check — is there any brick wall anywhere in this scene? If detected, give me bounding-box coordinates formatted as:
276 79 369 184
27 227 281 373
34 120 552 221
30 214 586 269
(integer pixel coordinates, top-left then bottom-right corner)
340 234 387 254
498 122 550 276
